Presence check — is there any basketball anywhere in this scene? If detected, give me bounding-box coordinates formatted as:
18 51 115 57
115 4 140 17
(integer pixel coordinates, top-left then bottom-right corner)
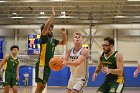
49 56 63 71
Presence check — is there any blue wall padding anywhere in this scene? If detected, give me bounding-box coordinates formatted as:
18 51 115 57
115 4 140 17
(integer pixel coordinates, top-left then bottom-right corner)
87 66 140 87
18 66 140 87
48 67 70 86
47 66 140 87
124 67 140 87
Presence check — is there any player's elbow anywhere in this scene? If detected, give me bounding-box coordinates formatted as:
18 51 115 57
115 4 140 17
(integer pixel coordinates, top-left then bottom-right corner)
62 41 66 45
60 40 66 45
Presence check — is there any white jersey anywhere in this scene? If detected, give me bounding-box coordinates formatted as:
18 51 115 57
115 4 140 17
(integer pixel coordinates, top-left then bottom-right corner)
69 47 88 79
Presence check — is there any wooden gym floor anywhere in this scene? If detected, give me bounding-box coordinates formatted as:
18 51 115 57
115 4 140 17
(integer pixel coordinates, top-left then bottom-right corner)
0 86 140 93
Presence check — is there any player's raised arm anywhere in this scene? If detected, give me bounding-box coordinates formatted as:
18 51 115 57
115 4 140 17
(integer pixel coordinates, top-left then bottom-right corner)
41 7 55 36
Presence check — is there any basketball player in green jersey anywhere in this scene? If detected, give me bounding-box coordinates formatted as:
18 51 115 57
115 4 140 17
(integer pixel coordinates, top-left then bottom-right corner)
92 37 124 93
0 45 20 93
34 7 67 93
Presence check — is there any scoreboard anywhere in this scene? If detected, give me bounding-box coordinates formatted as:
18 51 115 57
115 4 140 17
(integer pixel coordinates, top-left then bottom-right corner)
28 35 40 49
27 35 40 55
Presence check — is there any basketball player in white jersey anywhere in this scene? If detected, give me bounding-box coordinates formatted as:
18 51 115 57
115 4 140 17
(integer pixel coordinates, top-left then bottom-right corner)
62 32 89 93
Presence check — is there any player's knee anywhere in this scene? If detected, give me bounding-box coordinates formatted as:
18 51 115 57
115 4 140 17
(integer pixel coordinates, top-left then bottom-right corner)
4 89 10 93
3 86 10 93
12 87 18 93
42 85 45 90
38 83 45 90
67 89 71 93
13 90 18 93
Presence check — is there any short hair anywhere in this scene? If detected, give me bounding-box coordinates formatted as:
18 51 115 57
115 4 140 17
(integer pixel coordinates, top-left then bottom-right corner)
10 45 19 51
73 32 82 37
104 37 114 46
41 24 54 32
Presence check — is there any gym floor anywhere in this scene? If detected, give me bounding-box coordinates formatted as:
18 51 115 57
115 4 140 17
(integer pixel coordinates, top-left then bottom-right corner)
0 87 140 93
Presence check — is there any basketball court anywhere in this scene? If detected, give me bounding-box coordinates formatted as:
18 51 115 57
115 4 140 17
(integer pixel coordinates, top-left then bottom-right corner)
0 87 140 93
0 0 140 93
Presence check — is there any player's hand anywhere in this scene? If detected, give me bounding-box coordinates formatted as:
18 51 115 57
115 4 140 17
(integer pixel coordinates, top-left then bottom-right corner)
133 71 138 78
92 73 97 81
16 76 20 81
61 58 68 68
51 7 55 17
102 67 110 75
62 61 67 67
60 28 66 35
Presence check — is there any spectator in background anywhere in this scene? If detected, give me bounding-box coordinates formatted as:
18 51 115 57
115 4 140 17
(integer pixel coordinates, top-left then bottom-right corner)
23 72 29 86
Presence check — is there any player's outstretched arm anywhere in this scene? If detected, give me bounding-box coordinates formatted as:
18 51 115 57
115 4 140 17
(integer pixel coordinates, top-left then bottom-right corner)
62 49 70 67
65 48 88 66
92 54 102 81
133 69 139 78
62 49 70 61
133 60 140 78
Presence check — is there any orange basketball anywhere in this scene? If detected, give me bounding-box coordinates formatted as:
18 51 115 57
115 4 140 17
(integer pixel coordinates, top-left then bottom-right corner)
49 56 63 71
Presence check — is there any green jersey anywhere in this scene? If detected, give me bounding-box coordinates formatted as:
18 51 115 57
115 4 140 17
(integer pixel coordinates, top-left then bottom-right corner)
4 55 19 73
39 35 59 67
100 51 124 83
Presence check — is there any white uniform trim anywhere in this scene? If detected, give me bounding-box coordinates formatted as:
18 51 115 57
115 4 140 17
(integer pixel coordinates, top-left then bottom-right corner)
3 71 5 82
116 83 124 93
